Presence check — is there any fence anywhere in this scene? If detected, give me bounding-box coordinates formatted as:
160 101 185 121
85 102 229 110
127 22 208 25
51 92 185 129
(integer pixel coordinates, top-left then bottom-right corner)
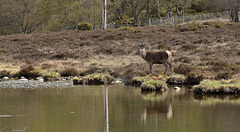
93 11 229 30
150 11 229 26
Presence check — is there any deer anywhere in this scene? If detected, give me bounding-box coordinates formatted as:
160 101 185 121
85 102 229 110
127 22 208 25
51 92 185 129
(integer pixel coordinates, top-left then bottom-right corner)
138 43 172 76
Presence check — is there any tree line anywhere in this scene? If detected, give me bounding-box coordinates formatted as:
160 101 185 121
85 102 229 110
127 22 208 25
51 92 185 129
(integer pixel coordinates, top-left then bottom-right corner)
0 0 239 35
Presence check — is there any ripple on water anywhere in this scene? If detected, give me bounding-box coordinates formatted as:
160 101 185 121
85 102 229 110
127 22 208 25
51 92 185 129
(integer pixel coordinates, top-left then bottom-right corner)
0 80 76 90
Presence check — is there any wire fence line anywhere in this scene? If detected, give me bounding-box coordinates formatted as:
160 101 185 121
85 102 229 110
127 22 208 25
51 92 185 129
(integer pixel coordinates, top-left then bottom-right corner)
93 11 230 30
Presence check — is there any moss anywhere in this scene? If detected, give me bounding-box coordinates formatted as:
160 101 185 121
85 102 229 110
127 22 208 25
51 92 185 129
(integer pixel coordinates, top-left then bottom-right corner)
44 72 60 78
193 79 240 95
42 72 61 81
73 73 115 85
131 76 152 86
141 79 168 91
73 77 83 85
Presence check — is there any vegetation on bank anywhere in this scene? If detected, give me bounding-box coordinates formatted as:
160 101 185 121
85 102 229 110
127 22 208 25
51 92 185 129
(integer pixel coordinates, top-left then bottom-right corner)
73 73 114 85
132 73 203 86
141 79 168 91
193 79 240 95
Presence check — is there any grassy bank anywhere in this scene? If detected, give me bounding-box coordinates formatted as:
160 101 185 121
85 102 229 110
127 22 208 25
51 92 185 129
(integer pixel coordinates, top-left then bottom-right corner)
193 79 240 95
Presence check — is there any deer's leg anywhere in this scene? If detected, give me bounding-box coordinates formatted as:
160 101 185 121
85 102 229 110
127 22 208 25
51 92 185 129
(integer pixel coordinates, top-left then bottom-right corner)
149 63 153 74
167 61 172 71
164 63 168 76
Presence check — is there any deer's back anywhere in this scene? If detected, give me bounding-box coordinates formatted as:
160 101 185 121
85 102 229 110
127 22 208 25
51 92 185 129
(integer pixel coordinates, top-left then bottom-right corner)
145 51 168 64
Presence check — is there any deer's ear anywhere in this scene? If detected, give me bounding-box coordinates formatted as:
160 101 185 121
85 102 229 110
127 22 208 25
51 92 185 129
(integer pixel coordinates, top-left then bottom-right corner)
143 43 146 47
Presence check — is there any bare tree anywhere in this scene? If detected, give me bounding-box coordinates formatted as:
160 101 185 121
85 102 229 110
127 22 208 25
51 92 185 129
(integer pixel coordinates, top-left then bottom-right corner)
163 0 175 23
154 0 162 20
145 0 151 23
129 0 147 24
109 0 129 27
229 0 239 22
204 0 239 22
0 0 41 34
176 0 188 17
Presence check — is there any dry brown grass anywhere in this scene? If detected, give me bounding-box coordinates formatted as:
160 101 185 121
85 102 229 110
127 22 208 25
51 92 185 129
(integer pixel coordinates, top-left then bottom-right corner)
0 21 239 81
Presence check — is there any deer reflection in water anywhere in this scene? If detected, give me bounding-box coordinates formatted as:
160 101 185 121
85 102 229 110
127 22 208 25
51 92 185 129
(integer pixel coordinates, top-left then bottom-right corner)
141 91 173 124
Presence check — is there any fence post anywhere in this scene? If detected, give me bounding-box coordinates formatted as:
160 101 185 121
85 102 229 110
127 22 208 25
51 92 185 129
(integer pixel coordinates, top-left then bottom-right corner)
149 19 151 26
172 16 175 25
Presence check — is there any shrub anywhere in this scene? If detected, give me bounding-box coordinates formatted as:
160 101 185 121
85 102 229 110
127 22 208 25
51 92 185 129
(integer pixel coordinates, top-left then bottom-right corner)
0 70 10 78
166 74 186 84
174 64 193 75
188 22 210 31
16 65 41 79
215 22 224 28
215 72 231 80
121 27 133 31
185 71 204 84
60 67 78 77
77 22 93 31
133 29 143 33
181 44 197 51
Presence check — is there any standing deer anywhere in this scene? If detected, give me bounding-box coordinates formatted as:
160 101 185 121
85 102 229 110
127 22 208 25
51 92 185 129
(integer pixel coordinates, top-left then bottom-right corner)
138 43 172 76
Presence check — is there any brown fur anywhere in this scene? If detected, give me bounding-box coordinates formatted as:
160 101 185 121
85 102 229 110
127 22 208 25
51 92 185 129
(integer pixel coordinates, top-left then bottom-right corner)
139 43 172 76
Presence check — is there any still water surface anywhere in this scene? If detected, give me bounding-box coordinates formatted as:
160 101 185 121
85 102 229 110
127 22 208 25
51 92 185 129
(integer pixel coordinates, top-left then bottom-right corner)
0 80 240 132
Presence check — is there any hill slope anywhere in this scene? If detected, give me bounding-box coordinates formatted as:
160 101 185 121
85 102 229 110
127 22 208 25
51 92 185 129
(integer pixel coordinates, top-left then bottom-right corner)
0 21 240 79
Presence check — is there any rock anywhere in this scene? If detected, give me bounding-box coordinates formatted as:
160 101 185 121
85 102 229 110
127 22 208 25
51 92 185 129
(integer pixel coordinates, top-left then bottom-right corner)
36 77 44 82
20 76 28 81
3 77 9 80
174 86 181 92
113 78 122 84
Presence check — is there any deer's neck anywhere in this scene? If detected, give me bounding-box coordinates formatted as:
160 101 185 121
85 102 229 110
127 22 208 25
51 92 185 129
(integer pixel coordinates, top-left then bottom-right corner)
140 49 147 59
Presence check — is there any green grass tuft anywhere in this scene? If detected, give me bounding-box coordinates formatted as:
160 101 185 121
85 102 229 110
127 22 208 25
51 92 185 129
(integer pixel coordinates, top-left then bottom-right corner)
141 79 168 91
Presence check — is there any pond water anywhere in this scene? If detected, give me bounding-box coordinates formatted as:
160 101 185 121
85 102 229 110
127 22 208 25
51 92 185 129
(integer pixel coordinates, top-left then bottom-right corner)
0 80 240 132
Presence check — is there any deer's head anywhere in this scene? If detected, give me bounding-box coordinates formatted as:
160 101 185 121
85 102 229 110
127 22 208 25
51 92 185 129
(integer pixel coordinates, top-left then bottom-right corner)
138 43 147 58
138 43 146 51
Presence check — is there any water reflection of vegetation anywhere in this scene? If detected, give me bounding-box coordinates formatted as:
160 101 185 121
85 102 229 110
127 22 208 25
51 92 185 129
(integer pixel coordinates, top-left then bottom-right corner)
141 91 167 101
194 94 240 105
